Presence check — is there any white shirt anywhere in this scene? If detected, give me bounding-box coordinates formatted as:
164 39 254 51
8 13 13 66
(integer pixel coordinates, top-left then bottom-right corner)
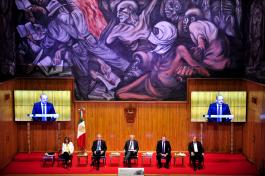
129 140 134 150
97 140 101 151
193 142 198 153
62 142 74 155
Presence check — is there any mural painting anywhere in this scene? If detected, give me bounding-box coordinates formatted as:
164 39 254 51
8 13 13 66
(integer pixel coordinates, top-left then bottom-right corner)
13 0 244 100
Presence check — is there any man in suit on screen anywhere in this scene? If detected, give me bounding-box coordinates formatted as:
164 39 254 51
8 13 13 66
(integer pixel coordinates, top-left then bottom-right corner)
207 95 231 122
156 136 171 169
91 134 107 170
32 93 56 121
124 134 139 167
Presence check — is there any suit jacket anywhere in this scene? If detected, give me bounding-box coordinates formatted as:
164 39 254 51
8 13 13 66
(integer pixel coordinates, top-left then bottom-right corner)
156 140 171 155
188 141 204 155
32 102 56 121
62 142 74 155
207 103 231 122
124 140 139 153
92 140 107 155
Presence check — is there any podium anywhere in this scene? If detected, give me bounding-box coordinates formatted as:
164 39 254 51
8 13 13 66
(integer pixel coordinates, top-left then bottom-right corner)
27 114 59 121
203 115 234 122
203 115 234 119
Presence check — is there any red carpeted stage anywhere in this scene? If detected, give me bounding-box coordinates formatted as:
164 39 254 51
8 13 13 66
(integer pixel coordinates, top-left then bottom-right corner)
1 152 258 175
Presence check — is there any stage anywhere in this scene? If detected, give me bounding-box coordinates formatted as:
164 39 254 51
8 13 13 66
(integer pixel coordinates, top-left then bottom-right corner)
0 152 258 175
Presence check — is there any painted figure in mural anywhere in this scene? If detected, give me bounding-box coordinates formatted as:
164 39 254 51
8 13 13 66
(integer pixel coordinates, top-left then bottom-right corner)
247 0 264 76
161 0 211 23
106 0 158 82
14 0 244 100
106 0 157 48
161 0 189 23
178 8 231 71
210 0 240 37
117 21 209 100
16 0 129 99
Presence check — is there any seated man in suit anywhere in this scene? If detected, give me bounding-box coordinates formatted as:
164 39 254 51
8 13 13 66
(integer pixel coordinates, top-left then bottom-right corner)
207 95 231 122
32 93 56 121
156 136 171 169
124 134 139 167
188 136 204 170
91 134 107 170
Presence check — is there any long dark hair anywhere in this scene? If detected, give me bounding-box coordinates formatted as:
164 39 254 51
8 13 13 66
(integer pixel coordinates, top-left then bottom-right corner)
64 136 70 144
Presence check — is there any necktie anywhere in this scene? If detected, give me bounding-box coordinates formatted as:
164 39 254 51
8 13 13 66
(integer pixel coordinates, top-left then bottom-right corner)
42 104 47 121
97 141 101 151
162 141 165 153
129 141 132 150
217 105 221 122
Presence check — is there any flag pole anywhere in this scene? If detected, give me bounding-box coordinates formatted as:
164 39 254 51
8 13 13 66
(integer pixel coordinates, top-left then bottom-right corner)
77 107 86 153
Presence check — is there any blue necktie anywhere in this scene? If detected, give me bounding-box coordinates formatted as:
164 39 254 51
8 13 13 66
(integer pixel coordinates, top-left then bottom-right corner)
97 141 101 151
162 142 165 153
217 105 221 122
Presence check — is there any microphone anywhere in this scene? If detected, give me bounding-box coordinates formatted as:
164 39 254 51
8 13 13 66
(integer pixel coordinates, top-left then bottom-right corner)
78 107 85 111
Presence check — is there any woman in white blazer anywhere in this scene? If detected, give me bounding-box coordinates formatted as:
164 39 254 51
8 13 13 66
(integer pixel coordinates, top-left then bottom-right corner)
60 136 74 167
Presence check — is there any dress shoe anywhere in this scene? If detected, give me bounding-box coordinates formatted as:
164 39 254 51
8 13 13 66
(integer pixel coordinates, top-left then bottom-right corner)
165 164 169 169
158 164 162 168
198 165 202 170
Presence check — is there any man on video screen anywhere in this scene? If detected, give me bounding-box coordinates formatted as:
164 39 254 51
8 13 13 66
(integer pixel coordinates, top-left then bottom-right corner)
207 95 231 122
32 93 56 121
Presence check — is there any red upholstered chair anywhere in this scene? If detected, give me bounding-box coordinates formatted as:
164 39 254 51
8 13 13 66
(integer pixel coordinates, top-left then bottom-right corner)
189 153 204 168
91 153 107 167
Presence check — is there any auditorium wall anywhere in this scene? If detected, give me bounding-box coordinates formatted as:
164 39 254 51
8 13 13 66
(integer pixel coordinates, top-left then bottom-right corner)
14 78 245 153
0 80 17 170
2 77 265 173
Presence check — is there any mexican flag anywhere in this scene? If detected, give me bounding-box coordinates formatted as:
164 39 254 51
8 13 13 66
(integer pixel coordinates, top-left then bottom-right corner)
77 109 86 150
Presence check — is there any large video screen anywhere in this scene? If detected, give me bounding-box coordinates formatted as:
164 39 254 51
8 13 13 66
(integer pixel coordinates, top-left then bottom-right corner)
191 91 246 122
14 90 71 121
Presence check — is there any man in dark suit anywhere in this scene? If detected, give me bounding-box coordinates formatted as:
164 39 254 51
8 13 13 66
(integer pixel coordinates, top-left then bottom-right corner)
207 95 231 122
32 93 56 121
188 136 204 171
156 136 171 169
124 134 139 167
91 134 107 170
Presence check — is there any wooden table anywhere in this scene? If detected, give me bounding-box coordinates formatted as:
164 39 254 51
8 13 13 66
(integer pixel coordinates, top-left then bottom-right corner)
174 152 186 166
141 152 153 166
109 152 121 166
77 152 89 165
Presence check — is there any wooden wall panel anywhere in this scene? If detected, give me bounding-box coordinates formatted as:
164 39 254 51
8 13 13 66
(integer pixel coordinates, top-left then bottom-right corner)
15 78 247 154
74 102 189 151
0 80 17 169
243 80 265 175
2 77 263 174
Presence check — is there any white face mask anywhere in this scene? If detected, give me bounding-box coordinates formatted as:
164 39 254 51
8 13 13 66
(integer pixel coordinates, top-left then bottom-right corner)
148 21 177 54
